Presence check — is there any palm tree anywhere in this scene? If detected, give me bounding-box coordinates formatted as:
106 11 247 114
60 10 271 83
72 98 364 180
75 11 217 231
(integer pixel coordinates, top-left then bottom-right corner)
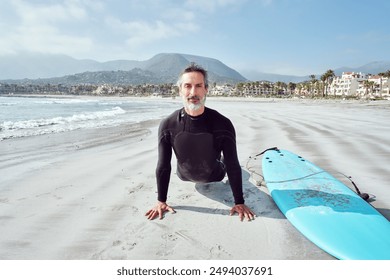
288 82 296 95
363 80 375 98
275 81 287 95
262 81 272 95
309 74 317 97
320 69 335 97
378 70 390 78
236 82 245 96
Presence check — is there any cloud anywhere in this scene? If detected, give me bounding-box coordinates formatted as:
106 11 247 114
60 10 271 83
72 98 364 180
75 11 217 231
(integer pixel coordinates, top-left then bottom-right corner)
0 0 263 60
11 24 93 55
161 7 196 22
105 16 199 51
0 0 96 56
0 0 204 59
13 0 88 24
184 0 246 12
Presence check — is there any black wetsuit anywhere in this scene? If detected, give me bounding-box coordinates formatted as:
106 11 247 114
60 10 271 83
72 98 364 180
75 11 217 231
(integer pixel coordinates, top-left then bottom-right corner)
156 107 244 204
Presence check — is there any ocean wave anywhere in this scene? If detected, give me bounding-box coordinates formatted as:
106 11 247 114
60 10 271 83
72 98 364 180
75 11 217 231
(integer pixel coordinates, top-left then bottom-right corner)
34 98 98 105
0 106 126 140
0 102 18 106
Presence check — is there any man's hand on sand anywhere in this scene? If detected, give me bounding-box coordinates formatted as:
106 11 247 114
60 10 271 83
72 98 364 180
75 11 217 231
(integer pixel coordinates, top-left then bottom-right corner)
145 201 176 220
230 204 255 221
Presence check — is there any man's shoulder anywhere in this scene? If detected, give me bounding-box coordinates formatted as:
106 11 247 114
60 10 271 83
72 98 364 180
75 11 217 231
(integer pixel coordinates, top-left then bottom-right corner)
165 108 182 120
159 108 182 129
206 107 233 126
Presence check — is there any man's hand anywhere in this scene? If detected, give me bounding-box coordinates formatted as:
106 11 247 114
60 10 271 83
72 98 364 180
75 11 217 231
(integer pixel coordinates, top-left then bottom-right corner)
145 201 176 220
230 204 255 221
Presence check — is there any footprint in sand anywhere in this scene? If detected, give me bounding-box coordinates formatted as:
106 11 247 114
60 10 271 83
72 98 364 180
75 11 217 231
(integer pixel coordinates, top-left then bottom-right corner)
209 244 232 258
127 183 145 194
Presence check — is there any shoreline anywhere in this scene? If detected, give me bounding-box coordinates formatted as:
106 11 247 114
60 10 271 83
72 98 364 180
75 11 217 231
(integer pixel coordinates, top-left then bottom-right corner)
3 92 390 103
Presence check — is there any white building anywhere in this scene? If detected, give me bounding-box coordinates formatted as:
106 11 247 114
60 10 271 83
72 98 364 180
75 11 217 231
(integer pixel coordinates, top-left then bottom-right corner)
209 84 235 96
357 75 390 98
329 72 366 96
329 72 390 98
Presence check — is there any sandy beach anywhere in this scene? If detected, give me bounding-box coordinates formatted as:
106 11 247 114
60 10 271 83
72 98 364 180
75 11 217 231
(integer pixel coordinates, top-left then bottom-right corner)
0 97 389 260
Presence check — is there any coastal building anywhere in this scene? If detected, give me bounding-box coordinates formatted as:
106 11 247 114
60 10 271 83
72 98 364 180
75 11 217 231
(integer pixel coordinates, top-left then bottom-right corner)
356 75 390 98
237 81 277 96
329 72 390 98
329 72 366 96
209 84 236 96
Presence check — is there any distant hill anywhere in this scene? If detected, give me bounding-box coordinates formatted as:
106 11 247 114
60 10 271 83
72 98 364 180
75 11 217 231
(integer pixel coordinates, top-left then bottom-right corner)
241 61 390 83
0 53 247 85
333 61 390 76
0 53 102 80
240 70 310 83
0 52 389 84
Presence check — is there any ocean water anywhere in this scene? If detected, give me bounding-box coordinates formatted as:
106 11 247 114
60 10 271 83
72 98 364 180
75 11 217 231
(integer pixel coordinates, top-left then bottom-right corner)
0 96 180 140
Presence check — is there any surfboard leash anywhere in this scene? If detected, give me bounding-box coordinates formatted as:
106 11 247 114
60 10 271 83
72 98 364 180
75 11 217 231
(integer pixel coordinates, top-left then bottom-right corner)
334 172 371 201
252 146 279 157
246 147 280 187
246 156 265 187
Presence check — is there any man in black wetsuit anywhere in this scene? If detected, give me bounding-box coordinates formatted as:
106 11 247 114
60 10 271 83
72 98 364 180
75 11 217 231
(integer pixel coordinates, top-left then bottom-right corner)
145 63 255 221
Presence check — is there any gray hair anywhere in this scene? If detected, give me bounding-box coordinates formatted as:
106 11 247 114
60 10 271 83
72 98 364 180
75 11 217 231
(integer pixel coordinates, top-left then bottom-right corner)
176 62 209 89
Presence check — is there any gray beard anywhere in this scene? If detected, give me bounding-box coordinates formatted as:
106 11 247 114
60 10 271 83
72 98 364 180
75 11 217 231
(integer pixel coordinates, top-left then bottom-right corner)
183 96 206 111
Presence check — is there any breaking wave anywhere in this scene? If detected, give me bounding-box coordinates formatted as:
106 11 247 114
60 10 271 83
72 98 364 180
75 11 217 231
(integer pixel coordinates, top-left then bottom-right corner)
1 106 126 140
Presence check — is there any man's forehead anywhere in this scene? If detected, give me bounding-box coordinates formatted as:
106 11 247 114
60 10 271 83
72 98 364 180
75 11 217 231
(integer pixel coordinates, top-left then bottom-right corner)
182 72 205 83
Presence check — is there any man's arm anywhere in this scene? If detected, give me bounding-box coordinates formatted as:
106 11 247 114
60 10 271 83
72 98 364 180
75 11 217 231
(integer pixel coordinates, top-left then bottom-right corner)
156 124 172 203
221 119 255 221
146 122 175 220
221 120 245 204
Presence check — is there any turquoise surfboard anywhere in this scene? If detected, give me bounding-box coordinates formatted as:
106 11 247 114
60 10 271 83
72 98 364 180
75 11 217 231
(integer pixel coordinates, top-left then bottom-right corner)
262 149 390 260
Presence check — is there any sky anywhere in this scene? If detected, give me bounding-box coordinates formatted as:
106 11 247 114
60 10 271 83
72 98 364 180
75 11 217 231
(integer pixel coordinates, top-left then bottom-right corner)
0 0 389 76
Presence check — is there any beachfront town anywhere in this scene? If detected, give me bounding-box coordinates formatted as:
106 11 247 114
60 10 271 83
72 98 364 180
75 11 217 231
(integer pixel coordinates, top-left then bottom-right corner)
1 71 389 99
231 71 390 99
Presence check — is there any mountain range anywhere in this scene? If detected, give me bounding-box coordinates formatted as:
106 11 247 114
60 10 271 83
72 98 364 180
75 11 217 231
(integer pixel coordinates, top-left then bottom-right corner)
241 60 390 83
0 52 389 85
0 53 246 85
